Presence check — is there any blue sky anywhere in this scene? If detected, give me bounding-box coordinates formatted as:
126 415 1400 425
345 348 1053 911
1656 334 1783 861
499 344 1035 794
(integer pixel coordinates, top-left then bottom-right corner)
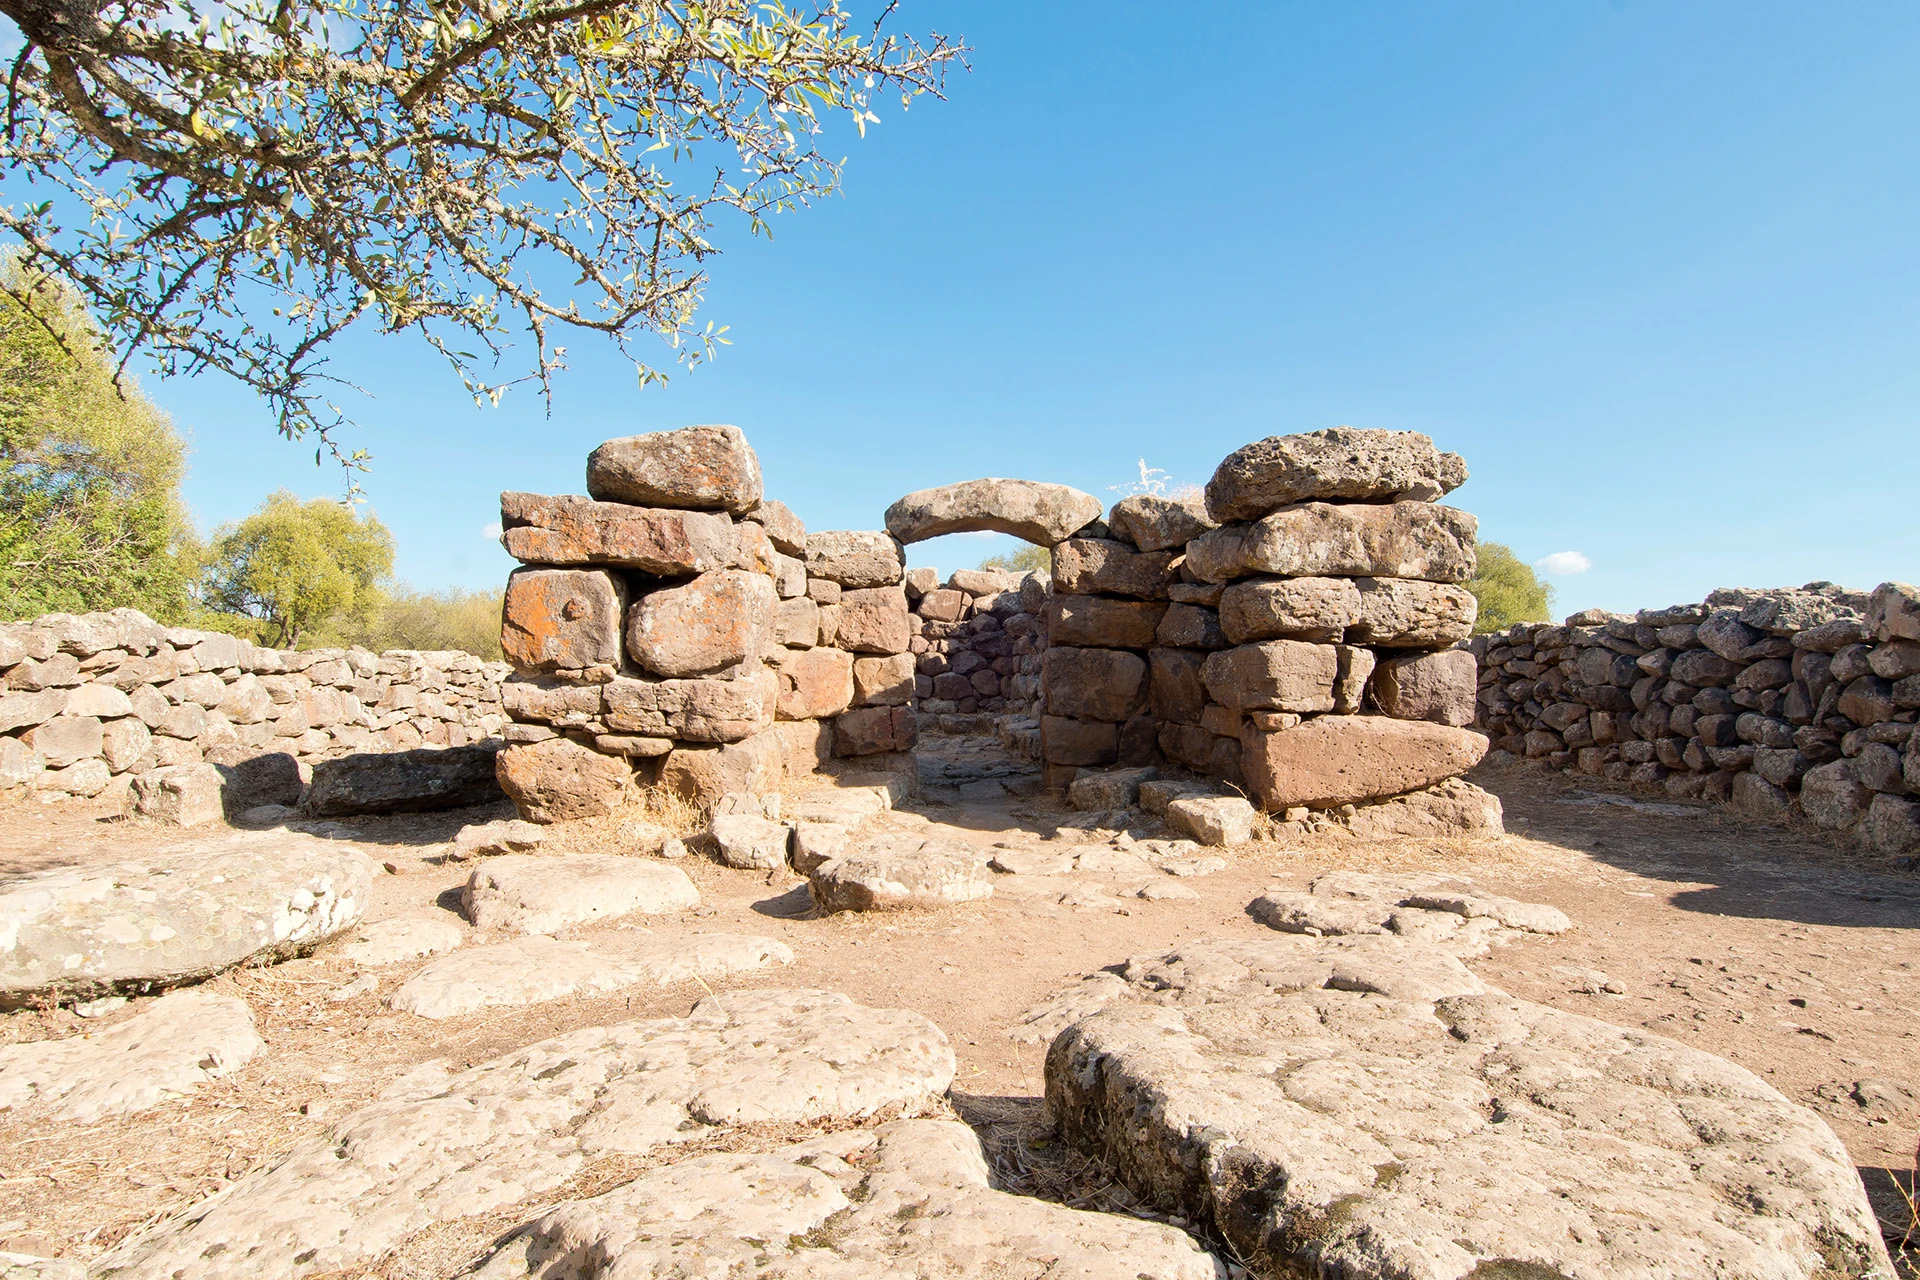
151 2 1918 616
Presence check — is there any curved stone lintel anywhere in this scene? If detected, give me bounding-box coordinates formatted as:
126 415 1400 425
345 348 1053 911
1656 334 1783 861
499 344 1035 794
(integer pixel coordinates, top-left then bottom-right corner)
884 478 1103 547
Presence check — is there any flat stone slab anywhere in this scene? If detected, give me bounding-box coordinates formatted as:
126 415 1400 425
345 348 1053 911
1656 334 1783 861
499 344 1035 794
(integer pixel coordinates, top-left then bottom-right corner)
462 854 699 933
471 1119 1220 1279
389 932 793 1019
808 841 993 913
884 478 1104 546
1041 935 1892 1280
337 915 465 966
1250 871 1569 956
97 988 955 1280
0 833 373 1005
0 989 261 1122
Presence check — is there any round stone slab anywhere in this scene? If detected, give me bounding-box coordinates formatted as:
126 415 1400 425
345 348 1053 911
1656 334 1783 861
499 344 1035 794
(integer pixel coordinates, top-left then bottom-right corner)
1043 936 1893 1280
0 833 374 1005
96 988 955 1280
472 1119 1220 1279
0 989 261 1122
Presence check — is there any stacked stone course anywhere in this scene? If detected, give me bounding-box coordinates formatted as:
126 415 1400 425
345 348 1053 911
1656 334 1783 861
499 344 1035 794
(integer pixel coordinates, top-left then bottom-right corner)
0 607 508 806
494 424 917 819
905 565 1048 726
1474 581 1920 856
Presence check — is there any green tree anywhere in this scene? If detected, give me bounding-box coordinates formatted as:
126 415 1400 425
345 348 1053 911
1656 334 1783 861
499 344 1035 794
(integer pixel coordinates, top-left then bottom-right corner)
203 492 394 646
321 585 505 660
1467 542 1555 634
0 0 960 468
980 545 1051 575
0 259 197 621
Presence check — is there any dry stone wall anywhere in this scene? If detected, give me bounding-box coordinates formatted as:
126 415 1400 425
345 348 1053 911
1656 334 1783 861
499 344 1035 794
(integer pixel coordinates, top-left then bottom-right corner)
1474 581 1920 856
0 607 508 810
905 566 1048 727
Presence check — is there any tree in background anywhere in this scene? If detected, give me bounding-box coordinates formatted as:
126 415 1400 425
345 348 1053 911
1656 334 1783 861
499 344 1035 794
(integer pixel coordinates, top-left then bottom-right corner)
1467 542 1554 633
979 545 1050 575
202 493 393 647
0 0 960 472
325 586 505 661
0 259 196 621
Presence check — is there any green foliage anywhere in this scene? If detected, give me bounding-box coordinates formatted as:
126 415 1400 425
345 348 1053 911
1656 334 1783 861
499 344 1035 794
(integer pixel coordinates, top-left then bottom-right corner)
318 586 505 660
1467 542 1555 634
0 260 197 622
202 492 394 647
980 544 1051 575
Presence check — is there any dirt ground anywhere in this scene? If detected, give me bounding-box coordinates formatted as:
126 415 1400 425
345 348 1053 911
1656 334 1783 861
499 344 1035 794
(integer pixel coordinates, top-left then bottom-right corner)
1 741 1915 1275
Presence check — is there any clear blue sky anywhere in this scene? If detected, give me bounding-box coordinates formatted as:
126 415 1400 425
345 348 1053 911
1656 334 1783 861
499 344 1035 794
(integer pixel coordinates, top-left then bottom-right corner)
154 1 1918 617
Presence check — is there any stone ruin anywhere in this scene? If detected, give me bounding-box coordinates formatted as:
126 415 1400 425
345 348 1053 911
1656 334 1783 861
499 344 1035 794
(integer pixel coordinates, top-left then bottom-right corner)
489 423 1496 831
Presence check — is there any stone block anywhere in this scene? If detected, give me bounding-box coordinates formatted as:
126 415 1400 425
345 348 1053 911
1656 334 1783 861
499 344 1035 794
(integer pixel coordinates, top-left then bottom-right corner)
728 518 776 575
1107 494 1216 552
1067 766 1157 810
133 763 226 827
23 715 102 768
1218 576 1360 643
1184 502 1477 584
1204 426 1467 522
836 587 913 654
1041 715 1118 767
1200 641 1338 714
1166 795 1257 846
884 478 1103 546
744 498 806 554
1051 538 1175 599
603 669 776 743
1043 646 1148 723
805 530 903 589
773 647 855 721
496 738 631 822
1154 603 1228 650
498 492 734 573
659 729 787 808
1866 581 1920 643
585 423 763 513
834 706 918 756
853 653 917 707
1370 649 1477 726
625 569 775 678
305 745 506 816
775 596 820 648
0 736 45 790
1240 715 1489 809
501 567 626 672
710 813 791 870
1862 792 1920 855
917 588 967 623
1147 647 1207 725
1346 579 1479 647
1046 595 1167 648
1799 760 1870 830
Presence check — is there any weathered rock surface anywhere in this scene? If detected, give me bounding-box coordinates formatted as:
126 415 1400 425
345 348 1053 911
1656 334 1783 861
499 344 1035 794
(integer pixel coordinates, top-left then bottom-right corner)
774 647 856 720
338 915 465 966
743 497 807 554
495 737 631 822
834 705 919 756
1204 426 1468 522
1250 871 1566 954
302 744 505 816
710 812 791 870
1343 777 1506 838
462 854 699 933
1108 493 1217 553
809 841 993 913
0 834 372 1005
1185 501 1478 584
1165 795 1256 846
498 492 735 573
1044 934 1890 1280
585 423 764 513
1369 647 1478 725
603 668 778 743
1200 640 1338 713
469 1119 1221 1280
1218 576 1361 642
834 585 913 654
389 932 792 1018
885 478 1104 546
1043 646 1148 722
1051 538 1176 599
1046 594 1167 648
98 989 954 1280
500 566 626 671
804 530 904 588
1348 576 1479 645
0 990 261 1122
1241 714 1489 809
131 762 225 826
625 569 776 677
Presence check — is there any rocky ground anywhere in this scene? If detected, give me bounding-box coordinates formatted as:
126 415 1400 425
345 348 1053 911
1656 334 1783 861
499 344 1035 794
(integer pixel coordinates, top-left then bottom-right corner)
0 738 1915 1276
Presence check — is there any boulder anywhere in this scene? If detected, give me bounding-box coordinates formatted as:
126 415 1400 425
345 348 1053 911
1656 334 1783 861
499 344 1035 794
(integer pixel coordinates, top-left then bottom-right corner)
1200 640 1338 713
498 492 734 573
1204 426 1468 522
1107 493 1216 552
1369 648 1477 725
1043 647 1148 722
743 498 806 554
1240 714 1488 809
625 569 776 678
101 989 954 1280
462 853 699 932
304 744 505 816
388 933 792 1019
1154 603 1228 650
208 750 305 813
775 647 856 720
1165 795 1256 846
1342 778 1505 839
709 813 791 870
0 737 44 791
1866 581 1920 642
1218 576 1360 643
603 669 777 743
1051 538 1175 599
1862 792 1920 855
1067 766 1158 810
834 705 918 756
495 738 631 823
584 423 763 513
834 586 913 654
0 989 261 1122
1045 936 1890 1280
1347 577 1479 646
1799 760 1871 830
804 530 903 589
132 762 226 826
470 1119 1219 1279
500 566 626 671
1185 501 1477 584
790 820 851 873
0 834 372 1005
885 478 1103 546
852 652 917 706
808 844 993 912
22 715 100 768
1045 595 1167 648
660 729 787 807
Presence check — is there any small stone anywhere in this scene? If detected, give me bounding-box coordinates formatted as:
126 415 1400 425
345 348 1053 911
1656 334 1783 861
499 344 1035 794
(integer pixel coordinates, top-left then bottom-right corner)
1165 795 1256 847
709 813 791 870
